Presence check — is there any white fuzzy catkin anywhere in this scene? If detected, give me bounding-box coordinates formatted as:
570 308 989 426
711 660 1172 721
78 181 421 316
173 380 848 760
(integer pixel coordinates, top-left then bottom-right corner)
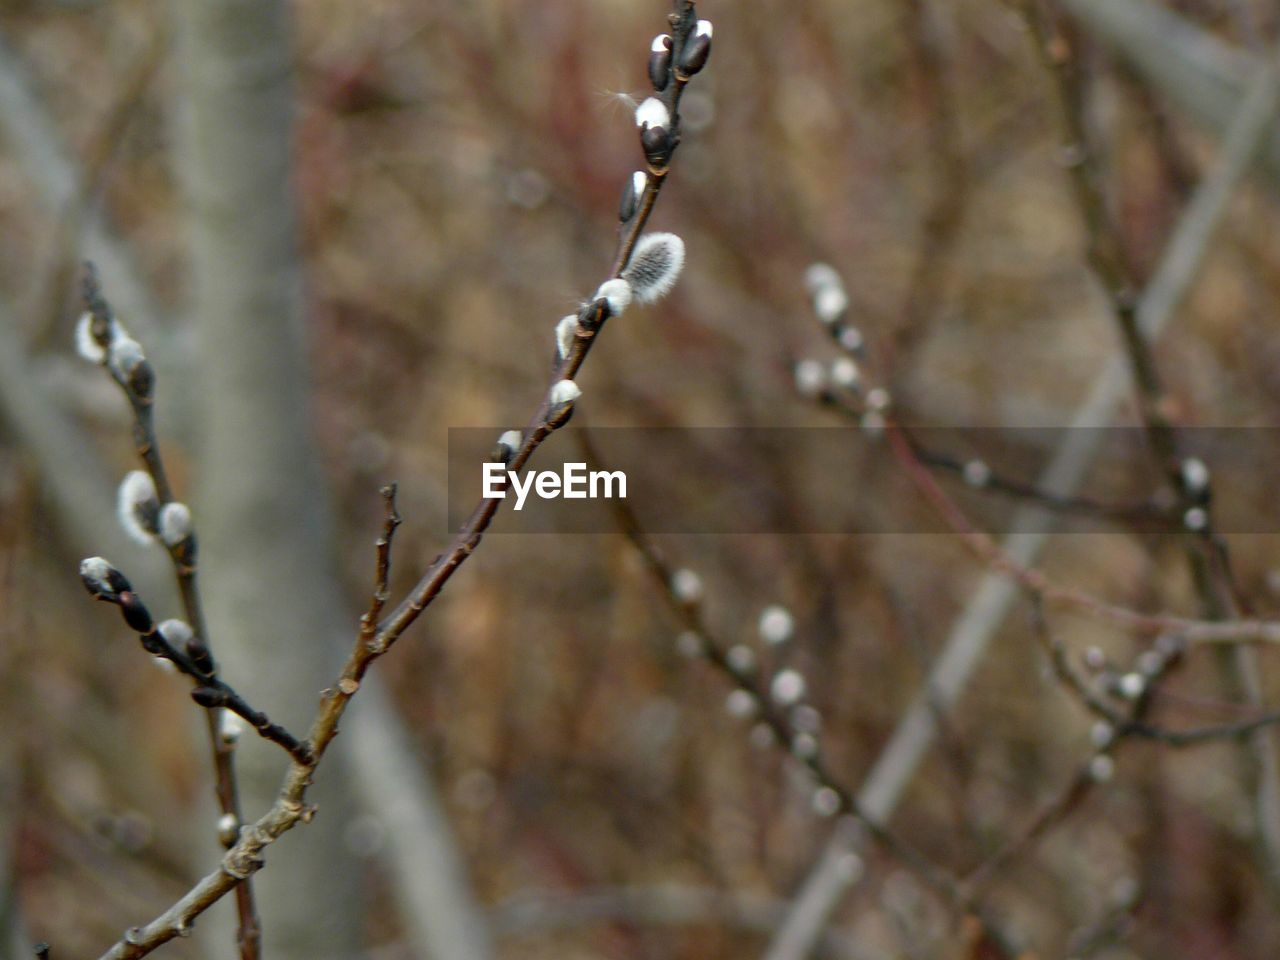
75 312 107 363
497 430 523 456
829 357 859 389
794 360 826 398
555 314 578 359
1181 457 1210 494
813 285 848 324
804 263 841 295
117 471 160 544
549 379 581 405
770 668 807 706
79 557 118 596
219 712 244 744
158 619 194 647
670 567 702 603
158 502 193 547
107 334 146 380
623 233 685 304
594 279 633 318
758 605 794 645
634 96 670 131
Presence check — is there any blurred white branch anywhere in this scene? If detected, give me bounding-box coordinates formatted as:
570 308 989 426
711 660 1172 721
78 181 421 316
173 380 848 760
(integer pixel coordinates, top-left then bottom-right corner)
764 16 1280 959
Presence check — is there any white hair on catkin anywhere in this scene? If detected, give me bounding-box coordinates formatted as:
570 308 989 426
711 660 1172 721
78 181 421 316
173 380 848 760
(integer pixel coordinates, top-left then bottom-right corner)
117 470 160 544
623 232 685 304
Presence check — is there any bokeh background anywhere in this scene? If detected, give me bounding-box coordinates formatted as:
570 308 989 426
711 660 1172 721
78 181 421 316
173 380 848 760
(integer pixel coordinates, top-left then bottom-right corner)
5 1 1280 958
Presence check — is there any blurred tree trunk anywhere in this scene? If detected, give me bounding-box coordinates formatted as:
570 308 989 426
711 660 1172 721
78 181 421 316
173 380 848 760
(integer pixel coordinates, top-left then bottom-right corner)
166 2 362 957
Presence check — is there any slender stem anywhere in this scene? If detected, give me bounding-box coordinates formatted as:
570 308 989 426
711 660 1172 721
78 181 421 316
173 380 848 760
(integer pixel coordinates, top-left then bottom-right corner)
574 428 1021 959
82 265 262 959
1025 0 1280 892
90 4 709 954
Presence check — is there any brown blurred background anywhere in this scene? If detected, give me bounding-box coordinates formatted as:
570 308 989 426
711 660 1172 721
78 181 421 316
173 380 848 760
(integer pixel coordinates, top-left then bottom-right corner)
4 1 1280 958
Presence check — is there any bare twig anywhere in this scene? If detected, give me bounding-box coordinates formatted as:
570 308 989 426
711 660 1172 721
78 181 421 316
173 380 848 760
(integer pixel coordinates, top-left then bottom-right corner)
576 430 1021 959
885 421 1280 646
765 14 1280 952
81 265 263 957
86 5 710 955
1025 0 1280 894
371 0 702 654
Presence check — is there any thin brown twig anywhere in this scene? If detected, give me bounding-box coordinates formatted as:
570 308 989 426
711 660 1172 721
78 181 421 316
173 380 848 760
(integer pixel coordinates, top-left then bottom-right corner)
1025 0 1280 892
574 428 1023 960
960 599 1167 900
371 0 699 655
359 484 401 651
884 419 1280 646
81 265 262 959
88 5 708 955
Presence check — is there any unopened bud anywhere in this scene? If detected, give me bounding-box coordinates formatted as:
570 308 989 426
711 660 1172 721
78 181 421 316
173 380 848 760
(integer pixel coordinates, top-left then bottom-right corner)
670 567 702 603
496 430 523 462
758 605 794 645
830 357 859 389
191 686 224 709
648 34 672 91
1117 672 1145 700
79 557 131 600
962 460 992 488
219 711 244 744
794 359 826 398
791 732 819 760
677 20 713 77
641 125 673 170
119 592 154 634
619 170 646 222
812 786 841 817
813 286 848 324
805 263 842 295
770 668 807 706
725 689 757 719
837 325 864 353
1181 457 1211 506
1089 754 1115 783
217 813 240 847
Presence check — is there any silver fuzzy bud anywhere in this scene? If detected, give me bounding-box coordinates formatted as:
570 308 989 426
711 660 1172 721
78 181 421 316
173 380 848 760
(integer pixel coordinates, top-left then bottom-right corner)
117 471 160 545
623 233 685 304
549 379 582 406
159 502 194 548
